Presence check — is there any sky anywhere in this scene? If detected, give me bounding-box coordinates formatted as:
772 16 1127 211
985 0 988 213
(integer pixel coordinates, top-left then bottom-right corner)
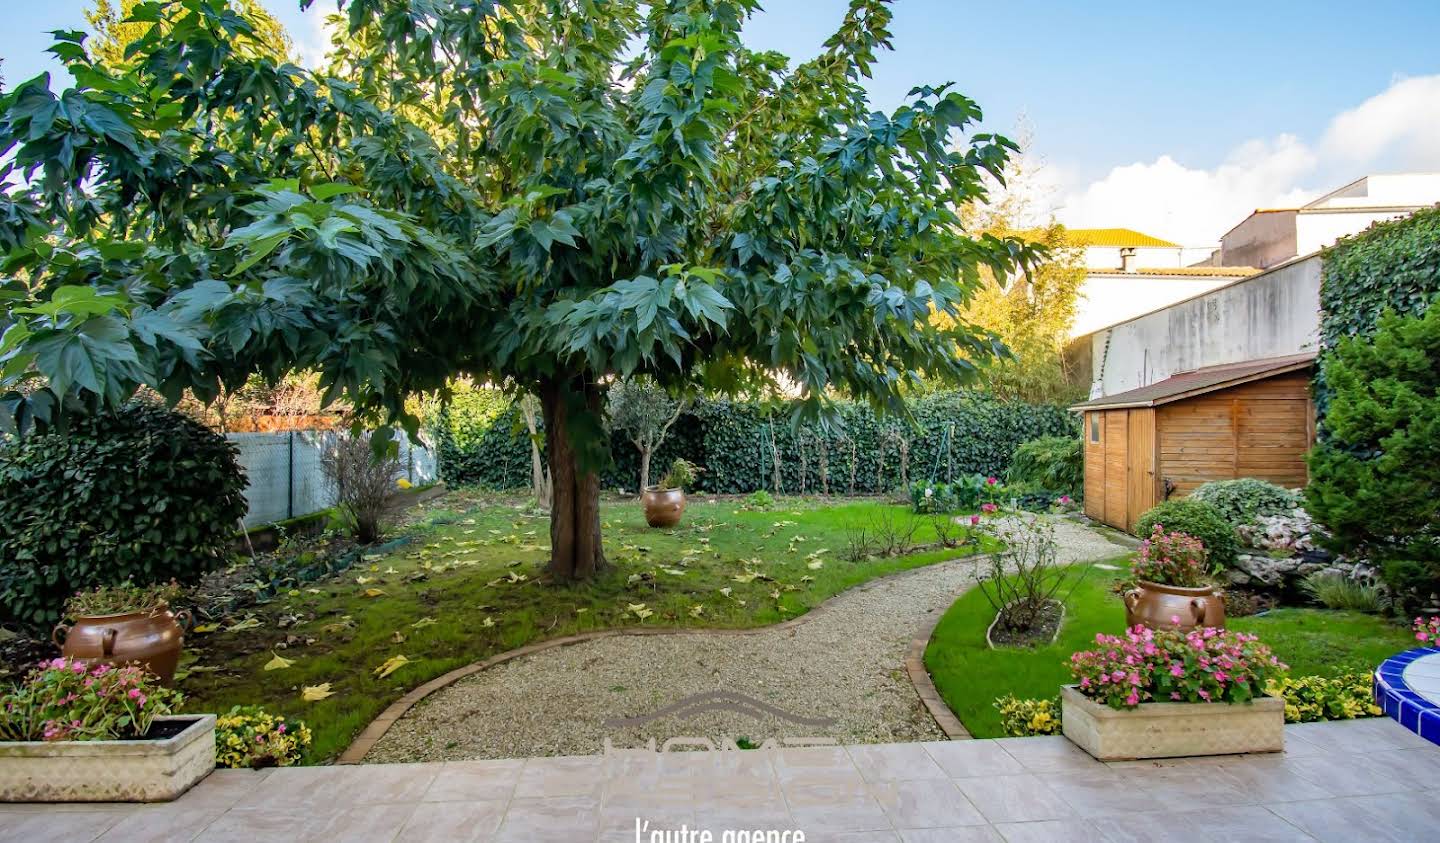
4 1 1440 245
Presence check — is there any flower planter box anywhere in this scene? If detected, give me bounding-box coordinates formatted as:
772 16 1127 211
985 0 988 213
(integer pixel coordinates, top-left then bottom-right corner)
1060 685 1283 761
0 715 215 803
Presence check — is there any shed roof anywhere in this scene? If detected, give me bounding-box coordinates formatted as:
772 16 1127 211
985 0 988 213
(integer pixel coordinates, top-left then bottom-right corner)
1070 353 1316 411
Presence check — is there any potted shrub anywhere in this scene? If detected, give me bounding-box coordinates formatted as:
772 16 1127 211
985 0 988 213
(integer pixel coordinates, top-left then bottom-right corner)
1122 526 1225 631
0 658 215 802
642 458 700 528
1061 625 1287 760
974 516 1087 647
52 582 191 686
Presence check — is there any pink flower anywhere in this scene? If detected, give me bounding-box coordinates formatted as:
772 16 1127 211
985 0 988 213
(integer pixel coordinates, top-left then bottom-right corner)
1125 692 1139 706
969 515 981 526
981 503 998 513
986 476 998 486
1170 615 1181 625
1058 495 1072 504
1170 663 1183 677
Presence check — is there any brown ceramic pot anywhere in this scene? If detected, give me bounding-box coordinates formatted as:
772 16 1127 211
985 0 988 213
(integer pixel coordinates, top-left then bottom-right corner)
52 604 190 686
641 487 686 528
1123 581 1225 632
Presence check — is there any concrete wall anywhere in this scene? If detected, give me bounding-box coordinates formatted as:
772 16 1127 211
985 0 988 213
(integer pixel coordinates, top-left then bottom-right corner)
1071 273 1235 338
1084 255 1322 398
1220 211 1298 268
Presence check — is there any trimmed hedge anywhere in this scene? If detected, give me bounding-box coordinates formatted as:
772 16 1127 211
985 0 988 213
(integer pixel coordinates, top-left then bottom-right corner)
0 404 248 628
429 388 1078 495
1318 207 1440 415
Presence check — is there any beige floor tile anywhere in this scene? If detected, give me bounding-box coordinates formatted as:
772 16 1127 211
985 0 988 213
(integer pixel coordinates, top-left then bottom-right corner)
692 789 793 831
1267 793 1440 843
0 810 127 843
1091 804 1312 842
786 781 891 833
95 804 226 843
394 799 506 842
952 773 1075 824
921 741 1025 779
328 764 439 804
992 819 1111 843
493 795 598 840
992 737 1102 773
868 778 986 830
1282 752 1417 797
901 827 1005 843
423 759 523 802
301 803 417 843
513 755 607 799
847 744 947 782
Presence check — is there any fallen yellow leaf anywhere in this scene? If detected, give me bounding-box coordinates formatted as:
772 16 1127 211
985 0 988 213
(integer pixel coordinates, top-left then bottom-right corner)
362 588 387 598
374 655 411 679
263 652 294 671
301 684 334 702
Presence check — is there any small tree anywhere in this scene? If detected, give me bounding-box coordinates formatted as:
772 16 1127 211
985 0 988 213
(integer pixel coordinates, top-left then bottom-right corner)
607 377 687 492
321 432 402 544
1307 302 1440 603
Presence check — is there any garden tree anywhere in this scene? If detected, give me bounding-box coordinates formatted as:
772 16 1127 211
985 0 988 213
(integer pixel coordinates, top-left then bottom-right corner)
606 376 687 492
517 392 550 507
85 0 292 66
1306 301 1440 604
0 0 1036 581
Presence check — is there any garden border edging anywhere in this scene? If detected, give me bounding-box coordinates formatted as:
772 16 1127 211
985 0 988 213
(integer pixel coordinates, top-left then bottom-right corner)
338 551 992 763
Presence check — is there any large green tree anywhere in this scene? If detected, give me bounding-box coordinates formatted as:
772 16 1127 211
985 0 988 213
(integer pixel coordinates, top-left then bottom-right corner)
0 0 1035 580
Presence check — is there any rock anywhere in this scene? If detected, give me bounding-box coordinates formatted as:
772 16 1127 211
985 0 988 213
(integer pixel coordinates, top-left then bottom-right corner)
1229 552 1377 594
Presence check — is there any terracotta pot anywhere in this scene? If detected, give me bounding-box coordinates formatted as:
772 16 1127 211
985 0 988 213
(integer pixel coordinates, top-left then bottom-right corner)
641 487 686 528
53 604 190 686
1123 581 1225 632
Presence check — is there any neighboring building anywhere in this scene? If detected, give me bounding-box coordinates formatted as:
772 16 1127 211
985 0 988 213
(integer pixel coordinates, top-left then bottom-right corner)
1219 173 1440 268
1072 354 1315 532
1065 228 1217 270
1064 228 1254 339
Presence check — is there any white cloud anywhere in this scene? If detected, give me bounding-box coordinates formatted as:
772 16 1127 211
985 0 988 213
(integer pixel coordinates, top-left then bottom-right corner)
290 4 339 70
1052 74 1440 245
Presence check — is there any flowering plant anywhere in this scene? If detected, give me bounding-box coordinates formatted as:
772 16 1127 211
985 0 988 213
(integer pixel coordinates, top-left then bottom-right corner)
1415 616 1440 645
1130 525 1210 587
0 658 181 741
65 581 182 618
215 705 312 768
994 695 1061 736
1266 673 1380 723
1069 625 1286 709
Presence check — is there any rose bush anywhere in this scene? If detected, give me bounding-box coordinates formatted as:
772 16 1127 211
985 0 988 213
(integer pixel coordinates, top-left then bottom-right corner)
0 658 182 742
1131 526 1210 587
1069 625 1286 709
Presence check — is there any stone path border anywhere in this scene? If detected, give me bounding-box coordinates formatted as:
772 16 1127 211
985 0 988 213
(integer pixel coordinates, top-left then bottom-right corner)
337 552 996 763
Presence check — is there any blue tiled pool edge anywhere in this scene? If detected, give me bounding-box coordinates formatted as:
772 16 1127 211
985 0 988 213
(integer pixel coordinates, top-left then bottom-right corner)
1374 646 1440 746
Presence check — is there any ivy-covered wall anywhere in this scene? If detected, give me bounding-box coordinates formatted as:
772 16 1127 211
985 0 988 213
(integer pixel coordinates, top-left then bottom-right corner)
1318 207 1440 415
430 388 1079 495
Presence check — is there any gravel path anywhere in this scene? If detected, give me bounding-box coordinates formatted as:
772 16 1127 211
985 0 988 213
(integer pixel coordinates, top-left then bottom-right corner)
365 516 1129 762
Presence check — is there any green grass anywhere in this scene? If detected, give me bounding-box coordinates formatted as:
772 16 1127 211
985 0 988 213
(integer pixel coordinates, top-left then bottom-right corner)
924 558 1416 738
182 494 991 761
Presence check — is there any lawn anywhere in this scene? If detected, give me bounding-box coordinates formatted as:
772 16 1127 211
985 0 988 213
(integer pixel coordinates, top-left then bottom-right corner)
924 557 1416 738
181 493 991 761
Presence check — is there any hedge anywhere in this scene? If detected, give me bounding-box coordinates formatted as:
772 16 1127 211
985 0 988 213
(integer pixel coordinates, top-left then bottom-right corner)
1317 206 1440 415
429 389 1079 495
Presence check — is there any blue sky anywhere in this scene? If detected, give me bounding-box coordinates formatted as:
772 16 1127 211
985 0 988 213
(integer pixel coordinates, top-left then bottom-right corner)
5 1 1440 242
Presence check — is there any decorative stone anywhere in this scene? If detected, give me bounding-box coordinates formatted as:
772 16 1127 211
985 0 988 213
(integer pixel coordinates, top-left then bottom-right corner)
0 715 215 803
1059 685 1284 761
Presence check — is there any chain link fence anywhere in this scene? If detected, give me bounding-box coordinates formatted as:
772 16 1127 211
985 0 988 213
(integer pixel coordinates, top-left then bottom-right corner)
229 430 437 528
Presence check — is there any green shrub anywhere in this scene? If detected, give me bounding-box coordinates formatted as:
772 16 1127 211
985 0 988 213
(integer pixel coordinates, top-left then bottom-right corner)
1266 673 1381 723
1006 435 1082 497
993 695 1061 737
1299 571 1385 613
1134 499 1239 568
0 404 247 628
1307 303 1440 610
1190 479 1300 526
742 490 775 511
911 474 996 514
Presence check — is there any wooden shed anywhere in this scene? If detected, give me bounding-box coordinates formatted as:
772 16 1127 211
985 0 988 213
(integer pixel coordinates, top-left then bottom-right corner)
1071 353 1316 533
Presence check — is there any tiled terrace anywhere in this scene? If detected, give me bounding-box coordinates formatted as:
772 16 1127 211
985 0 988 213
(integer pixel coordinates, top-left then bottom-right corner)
3 718 1438 842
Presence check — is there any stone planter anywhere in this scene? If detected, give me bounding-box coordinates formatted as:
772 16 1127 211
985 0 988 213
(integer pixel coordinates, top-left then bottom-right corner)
642 486 686 528
0 715 216 803
1060 685 1283 761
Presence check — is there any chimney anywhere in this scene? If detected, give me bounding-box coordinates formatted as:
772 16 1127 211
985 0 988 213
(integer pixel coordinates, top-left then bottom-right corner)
1119 247 1137 273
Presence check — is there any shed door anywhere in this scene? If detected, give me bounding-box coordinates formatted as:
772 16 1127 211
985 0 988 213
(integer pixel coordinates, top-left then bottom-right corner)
1083 412 1106 523
1103 411 1129 531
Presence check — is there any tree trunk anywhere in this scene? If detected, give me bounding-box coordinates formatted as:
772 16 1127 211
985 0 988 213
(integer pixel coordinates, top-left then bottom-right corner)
539 376 607 581
639 447 652 493
519 395 550 508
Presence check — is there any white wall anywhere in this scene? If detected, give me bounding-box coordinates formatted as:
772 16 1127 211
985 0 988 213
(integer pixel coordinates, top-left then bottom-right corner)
1071 274 1235 338
1295 209 1417 255
1084 255 1322 398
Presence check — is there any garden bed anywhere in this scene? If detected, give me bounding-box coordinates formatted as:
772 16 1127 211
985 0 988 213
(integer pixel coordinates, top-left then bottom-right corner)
924 557 1415 738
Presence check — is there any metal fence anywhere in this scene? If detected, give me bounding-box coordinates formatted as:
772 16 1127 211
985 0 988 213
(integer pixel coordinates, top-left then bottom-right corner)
229 430 437 528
